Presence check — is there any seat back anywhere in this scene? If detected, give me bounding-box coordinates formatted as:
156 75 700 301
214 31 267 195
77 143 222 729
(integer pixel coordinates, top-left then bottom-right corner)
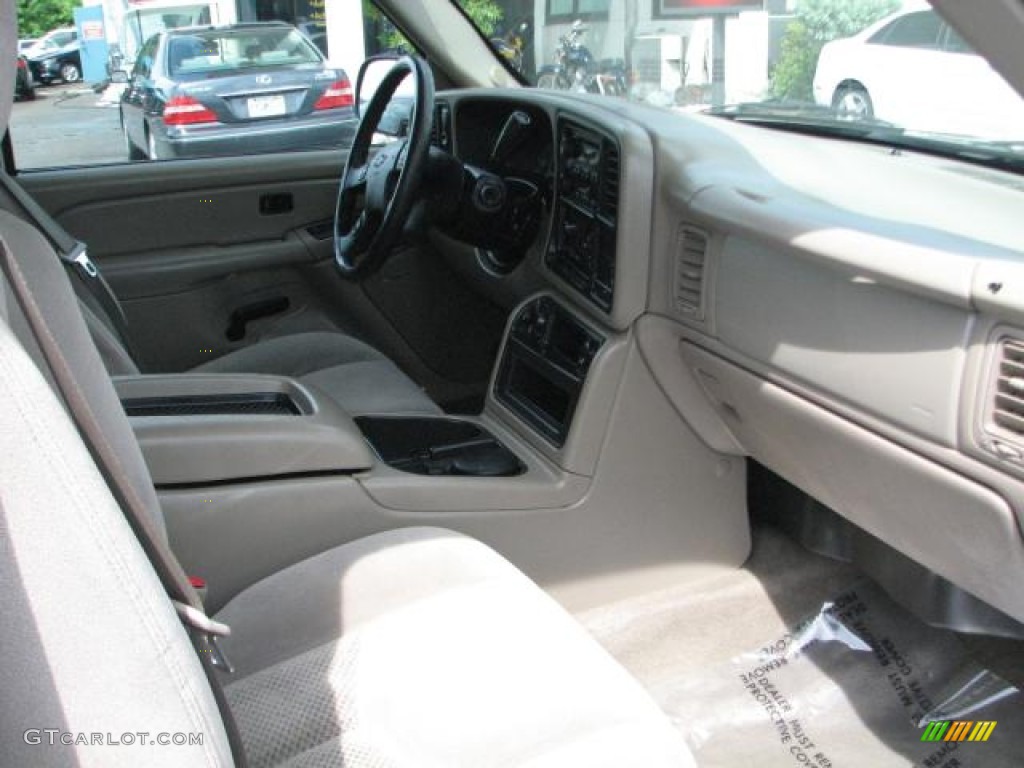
0 174 141 376
0 5 232 763
0 211 234 768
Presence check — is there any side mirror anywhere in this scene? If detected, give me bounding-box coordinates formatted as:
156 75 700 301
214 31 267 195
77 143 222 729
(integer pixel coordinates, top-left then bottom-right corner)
109 70 129 84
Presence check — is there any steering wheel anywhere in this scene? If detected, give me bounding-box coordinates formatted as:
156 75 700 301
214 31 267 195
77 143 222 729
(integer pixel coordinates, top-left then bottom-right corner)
334 56 435 277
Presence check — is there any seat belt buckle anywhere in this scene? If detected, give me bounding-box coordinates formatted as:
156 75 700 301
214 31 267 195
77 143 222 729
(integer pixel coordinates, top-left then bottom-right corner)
63 242 98 278
207 635 235 674
173 599 235 674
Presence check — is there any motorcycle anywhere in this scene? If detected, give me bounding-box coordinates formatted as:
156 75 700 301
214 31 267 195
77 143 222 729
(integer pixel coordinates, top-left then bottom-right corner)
491 20 531 76
536 20 627 97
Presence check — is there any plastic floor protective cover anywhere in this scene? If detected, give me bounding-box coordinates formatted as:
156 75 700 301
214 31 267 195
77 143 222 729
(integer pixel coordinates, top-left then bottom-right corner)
580 527 1024 768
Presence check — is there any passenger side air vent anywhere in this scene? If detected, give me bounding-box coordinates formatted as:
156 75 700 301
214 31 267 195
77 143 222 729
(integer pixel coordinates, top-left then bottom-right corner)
980 334 1024 468
992 338 1024 438
601 142 620 222
674 225 709 319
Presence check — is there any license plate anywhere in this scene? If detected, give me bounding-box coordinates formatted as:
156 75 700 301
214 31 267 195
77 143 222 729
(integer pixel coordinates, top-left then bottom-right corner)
247 94 286 119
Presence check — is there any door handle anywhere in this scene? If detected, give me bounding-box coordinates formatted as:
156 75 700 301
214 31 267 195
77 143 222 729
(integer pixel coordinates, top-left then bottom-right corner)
259 192 294 215
226 296 290 341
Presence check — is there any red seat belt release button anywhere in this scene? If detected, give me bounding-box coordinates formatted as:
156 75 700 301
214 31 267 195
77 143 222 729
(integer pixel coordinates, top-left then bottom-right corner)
189 575 208 605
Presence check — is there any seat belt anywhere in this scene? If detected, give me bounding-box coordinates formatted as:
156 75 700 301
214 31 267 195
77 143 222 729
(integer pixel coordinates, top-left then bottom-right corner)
0 237 248 768
0 173 137 360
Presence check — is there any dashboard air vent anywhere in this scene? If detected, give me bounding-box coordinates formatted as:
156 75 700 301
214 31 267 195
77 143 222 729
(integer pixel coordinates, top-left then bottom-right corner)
674 226 709 318
992 338 1024 438
431 102 452 150
601 143 620 222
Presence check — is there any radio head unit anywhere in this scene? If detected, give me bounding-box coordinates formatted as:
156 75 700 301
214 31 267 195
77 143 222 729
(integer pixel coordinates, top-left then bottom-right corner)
546 119 620 313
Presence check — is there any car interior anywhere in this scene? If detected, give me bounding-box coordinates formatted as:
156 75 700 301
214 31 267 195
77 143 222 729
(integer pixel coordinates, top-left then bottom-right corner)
3 0 1024 766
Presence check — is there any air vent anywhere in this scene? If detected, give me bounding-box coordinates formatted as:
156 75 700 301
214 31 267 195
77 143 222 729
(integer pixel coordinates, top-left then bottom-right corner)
674 226 709 318
601 142 620 222
431 102 452 150
992 338 1024 438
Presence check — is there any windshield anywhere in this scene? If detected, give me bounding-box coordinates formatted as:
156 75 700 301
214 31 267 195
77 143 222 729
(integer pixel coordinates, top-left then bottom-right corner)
456 0 1024 159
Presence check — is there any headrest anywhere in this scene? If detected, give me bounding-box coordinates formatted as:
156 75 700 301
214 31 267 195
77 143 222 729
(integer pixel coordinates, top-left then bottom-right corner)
0 0 17 136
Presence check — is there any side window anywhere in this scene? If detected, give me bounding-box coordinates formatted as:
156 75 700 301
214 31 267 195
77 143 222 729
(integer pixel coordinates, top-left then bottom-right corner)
869 11 943 49
942 24 974 55
548 0 611 22
10 0 511 171
10 3 405 171
133 37 159 80
54 30 76 47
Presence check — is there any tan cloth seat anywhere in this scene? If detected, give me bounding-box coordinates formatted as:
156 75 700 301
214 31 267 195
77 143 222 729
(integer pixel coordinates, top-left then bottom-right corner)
216 527 697 767
191 331 439 416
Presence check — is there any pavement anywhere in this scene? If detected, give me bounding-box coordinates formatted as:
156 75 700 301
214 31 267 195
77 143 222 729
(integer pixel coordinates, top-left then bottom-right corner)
9 83 127 170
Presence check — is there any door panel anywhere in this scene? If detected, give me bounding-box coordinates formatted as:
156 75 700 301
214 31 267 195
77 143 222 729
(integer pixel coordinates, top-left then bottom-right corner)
18 150 346 371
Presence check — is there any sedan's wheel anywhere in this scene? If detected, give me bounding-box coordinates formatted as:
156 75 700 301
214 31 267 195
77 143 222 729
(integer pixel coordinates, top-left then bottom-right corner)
833 84 873 120
60 62 81 83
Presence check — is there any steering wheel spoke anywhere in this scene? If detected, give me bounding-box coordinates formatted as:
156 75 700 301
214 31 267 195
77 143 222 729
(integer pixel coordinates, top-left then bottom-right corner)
343 162 369 193
334 57 435 277
395 140 410 171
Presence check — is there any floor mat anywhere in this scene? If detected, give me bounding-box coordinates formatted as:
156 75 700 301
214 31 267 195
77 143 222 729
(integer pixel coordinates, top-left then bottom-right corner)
580 528 1024 767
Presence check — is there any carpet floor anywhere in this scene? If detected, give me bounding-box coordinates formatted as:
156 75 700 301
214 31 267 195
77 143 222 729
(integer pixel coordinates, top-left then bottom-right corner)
578 525 1024 768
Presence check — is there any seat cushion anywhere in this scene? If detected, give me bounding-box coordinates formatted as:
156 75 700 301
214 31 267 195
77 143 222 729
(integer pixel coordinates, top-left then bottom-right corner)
191 332 439 416
215 527 695 768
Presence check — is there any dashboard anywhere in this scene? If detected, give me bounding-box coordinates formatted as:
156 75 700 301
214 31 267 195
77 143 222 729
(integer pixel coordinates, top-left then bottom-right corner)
432 96 626 315
430 87 1024 631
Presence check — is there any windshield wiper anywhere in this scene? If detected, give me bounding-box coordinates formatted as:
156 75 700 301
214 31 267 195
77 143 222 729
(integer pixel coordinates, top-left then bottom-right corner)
707 101 1024 174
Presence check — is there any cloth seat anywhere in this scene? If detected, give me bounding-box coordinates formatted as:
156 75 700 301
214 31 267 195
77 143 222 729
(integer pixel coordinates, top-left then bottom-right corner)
191 331 440 416
75 294 439 416
215 527 697 768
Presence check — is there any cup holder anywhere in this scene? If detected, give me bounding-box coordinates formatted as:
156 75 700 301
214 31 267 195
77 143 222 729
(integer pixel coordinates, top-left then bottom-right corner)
355 416 524 477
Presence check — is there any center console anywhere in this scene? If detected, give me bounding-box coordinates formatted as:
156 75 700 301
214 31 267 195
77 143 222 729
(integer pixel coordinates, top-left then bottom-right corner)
495 296 604 448
356 416 523 477
114 374 375 485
